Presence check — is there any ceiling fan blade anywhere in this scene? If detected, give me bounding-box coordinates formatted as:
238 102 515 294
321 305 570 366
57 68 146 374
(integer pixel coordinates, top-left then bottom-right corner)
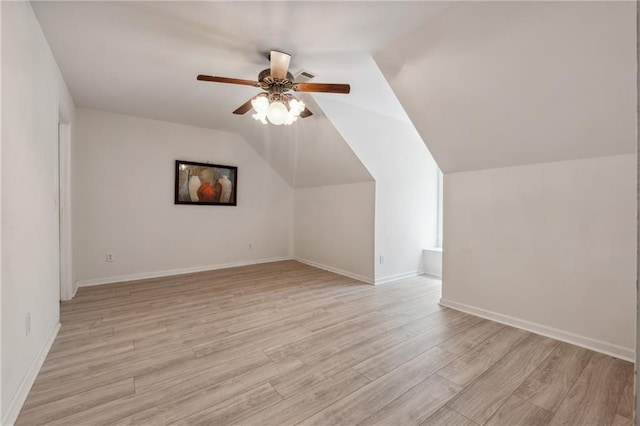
233 96 259 115
270 51 291 80
197 75 260 87
300 108 313 118
293 83 351 94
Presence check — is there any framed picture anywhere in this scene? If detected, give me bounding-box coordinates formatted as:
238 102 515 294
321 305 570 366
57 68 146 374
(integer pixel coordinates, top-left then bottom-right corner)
175 160 238 206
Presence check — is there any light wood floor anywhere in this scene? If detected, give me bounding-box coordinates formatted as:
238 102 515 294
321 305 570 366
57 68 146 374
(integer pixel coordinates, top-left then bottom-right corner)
17 261 633 425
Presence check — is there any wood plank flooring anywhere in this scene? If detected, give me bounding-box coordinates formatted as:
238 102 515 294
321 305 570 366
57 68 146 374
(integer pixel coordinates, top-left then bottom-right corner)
16 260 633 425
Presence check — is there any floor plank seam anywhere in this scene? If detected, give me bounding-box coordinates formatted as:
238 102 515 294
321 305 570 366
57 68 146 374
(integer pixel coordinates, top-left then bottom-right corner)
436 323 506 358
612 375 634 422
446 406 482 425
538 347 594 425
357 368 461 426
448 331 532 390
501 340 562 411
481 392 520 425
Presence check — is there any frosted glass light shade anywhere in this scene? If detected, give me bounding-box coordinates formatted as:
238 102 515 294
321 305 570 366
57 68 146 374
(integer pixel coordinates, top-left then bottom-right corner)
266 101 288 125
251 96 269 113
250 97 306 126
283 99 305 125
250 95 268 124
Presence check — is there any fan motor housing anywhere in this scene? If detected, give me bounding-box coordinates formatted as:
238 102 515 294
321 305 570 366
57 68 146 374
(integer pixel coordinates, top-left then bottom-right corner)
258 69 294 84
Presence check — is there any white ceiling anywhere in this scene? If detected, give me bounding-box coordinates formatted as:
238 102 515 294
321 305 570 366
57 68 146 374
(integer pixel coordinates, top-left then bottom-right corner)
34 1 626 178
32 1 447 186
32 1 447 130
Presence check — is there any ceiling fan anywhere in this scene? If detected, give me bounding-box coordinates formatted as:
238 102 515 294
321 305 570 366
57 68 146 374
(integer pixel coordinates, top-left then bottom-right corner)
197 50 351 125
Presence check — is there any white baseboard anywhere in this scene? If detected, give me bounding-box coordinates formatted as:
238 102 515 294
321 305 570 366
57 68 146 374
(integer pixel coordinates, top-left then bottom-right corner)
422 273 442 280
2 321 60 426
293 257 373 284
76 257 292 288
375 270 423 285
71 283 79 298
439 298 634 362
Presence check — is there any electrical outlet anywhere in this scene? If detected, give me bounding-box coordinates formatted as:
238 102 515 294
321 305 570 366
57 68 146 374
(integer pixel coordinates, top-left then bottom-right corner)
379 255 385 264
25 312 31 336
106 252 115 262
248 242 254 250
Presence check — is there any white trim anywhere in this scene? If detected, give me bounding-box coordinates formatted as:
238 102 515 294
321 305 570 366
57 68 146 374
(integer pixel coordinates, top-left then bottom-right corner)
423 272 442 279
2 322 60 426
436 169 443 248
76 257 291 287
0 0 3 414
71 283 79 298
375 270 423 285
422 273 442 280
439 298 634 362
423 247 443 253
58 121 73 301
293 257 373 284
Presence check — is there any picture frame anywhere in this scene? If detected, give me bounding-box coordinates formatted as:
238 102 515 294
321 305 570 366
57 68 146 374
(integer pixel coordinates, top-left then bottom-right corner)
174 160 238 206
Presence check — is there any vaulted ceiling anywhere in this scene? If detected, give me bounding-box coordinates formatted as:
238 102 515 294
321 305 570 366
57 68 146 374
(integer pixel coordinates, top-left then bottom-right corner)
31 1 449 187
32 1 635 180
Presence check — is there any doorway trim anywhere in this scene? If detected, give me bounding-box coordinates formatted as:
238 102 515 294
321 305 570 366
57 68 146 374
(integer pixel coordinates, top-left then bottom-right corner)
58 119 73 300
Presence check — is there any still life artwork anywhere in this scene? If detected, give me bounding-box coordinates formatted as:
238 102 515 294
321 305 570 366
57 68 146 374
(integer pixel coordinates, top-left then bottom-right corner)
175 160 237 206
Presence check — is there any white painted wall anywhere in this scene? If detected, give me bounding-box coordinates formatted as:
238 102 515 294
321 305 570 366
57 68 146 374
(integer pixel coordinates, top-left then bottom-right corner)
1 2 74 423
442 154 637 360
314 97 440 284
636 0 639 415
73 108 293 285
1 0 4 415
375 0 636 362
294 182 375 283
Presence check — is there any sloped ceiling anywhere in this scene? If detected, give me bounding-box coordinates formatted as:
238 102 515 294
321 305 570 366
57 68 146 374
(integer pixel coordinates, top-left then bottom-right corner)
375 1 636 173
31 1 449 187
234 96 374 188
33 1 625 178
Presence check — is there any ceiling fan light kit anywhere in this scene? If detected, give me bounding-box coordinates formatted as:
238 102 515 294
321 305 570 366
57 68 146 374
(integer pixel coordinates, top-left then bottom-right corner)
251 94 306 126
197 50 351 126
